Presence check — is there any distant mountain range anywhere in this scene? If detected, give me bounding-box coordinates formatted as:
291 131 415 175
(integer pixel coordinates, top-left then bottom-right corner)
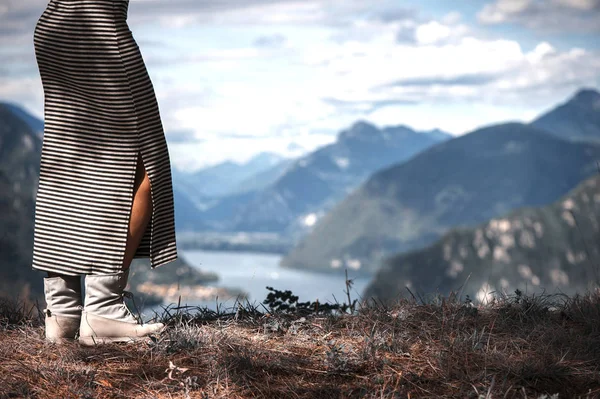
363 173 600 304
173 152 288 198
172 152 292 232
184 122 452 236
281 88 600 274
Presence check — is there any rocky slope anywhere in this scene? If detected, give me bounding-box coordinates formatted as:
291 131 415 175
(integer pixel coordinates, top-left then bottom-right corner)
363 173 600 304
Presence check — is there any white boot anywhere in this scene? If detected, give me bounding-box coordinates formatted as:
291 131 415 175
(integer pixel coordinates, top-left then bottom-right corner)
79 269 164 346
43 275 83 343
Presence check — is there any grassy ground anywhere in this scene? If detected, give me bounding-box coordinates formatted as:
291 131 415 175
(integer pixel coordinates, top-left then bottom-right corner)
1 286 599 398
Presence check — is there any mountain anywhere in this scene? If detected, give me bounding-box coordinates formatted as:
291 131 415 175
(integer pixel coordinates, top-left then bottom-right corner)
234 158 294 194
173 185 208 231
173 152 286 198
531 88 600 142
422 128 453 141
195 190 259 230
245 152 287 172
280 122 600 274
0 103 45 298
363 173 600 304
0 102 42 198
171 152 292 232
1 102 44 138
206 121 452 235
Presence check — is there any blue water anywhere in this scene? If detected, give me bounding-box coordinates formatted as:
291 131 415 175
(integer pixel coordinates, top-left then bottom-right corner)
146 250 373 315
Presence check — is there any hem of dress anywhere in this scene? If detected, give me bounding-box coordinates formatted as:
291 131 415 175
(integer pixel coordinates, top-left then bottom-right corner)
31 265 83 276
150 252 178 269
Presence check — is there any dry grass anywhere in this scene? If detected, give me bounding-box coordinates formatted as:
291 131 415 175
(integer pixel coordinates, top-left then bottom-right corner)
1 287 600 398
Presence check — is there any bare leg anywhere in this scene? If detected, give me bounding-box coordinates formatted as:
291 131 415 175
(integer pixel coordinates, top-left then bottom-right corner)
122 153 153 270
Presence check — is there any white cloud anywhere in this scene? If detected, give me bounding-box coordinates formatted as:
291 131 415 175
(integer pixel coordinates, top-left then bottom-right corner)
414 20 470 45
368 100 535 135
3 0 600 169
0 75 43 116
553 0 600 10
415 21 452 45
441 11 462 25
479 0 531 23
158 17 600 167
478 0 600 32
168 133 334 171
130 0 410 28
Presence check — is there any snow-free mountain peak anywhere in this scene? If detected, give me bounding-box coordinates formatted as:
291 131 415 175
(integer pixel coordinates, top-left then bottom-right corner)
531 87 600 142
572 87 600 105
337 120 381 141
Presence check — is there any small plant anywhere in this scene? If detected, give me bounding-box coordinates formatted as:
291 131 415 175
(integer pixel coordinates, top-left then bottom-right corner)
514 288 523 303
263 286 356 315
342 268 359 314
464 294 473 307
263 268 358 315
325 339 349 372
460 294 479 316
165 360 200 399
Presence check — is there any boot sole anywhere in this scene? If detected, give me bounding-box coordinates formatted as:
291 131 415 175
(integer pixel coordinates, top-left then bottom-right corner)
45 337 77 344
79 335 155 346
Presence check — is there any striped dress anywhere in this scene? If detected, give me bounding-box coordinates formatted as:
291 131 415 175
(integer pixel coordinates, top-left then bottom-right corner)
32 0 178 275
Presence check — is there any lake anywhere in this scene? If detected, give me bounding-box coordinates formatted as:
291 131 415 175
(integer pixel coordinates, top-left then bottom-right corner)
147 250 373 315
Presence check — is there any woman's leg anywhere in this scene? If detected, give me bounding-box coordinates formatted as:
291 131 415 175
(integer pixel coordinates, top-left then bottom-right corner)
122 153 153 270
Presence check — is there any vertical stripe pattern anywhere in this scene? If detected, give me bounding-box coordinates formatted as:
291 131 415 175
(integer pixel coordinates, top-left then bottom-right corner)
32 0 178 275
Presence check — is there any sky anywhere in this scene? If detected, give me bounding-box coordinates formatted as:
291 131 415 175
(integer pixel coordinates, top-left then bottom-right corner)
1 0 600 171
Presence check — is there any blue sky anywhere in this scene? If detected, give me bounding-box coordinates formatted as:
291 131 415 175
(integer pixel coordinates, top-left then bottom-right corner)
1 0 599 171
